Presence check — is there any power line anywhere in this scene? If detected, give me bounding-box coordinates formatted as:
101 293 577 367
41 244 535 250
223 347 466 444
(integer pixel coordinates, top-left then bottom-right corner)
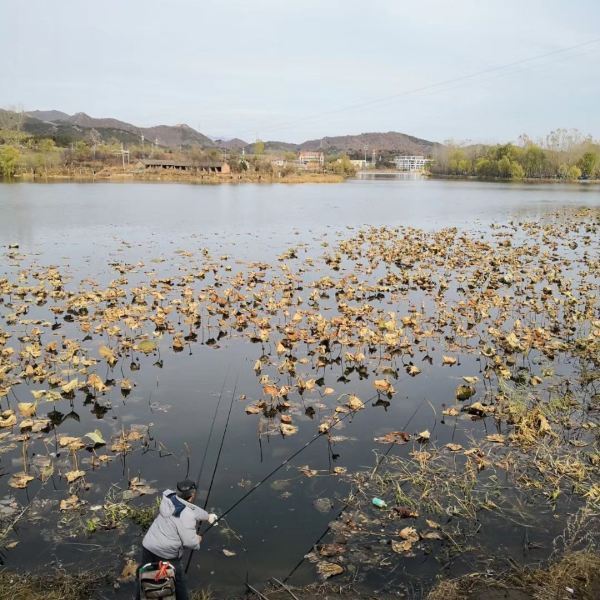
242 37 600 139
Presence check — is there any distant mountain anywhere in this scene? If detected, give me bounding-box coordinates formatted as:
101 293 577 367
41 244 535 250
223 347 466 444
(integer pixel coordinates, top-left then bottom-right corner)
299 131 438 155
140 124 214 148
235 132 438 156
16 109 440 155
63 112 140 134
26 109 71 122
214 138 248 150
21 110 215 148
260 141 299 153
19 114 142 146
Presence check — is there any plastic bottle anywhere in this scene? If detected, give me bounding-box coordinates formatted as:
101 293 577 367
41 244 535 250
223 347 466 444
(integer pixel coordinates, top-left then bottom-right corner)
372 497 387 508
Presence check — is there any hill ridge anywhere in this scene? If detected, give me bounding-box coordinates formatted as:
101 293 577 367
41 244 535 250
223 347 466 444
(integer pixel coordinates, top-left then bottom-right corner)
19 108 438 153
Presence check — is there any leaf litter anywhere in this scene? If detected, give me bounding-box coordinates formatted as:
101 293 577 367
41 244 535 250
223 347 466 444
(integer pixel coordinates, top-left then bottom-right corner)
0 207 598 590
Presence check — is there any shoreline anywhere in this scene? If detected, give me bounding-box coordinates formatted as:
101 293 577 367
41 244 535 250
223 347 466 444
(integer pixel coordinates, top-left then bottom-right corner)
3 170 600 186
428 172 600 184
8 170 346 185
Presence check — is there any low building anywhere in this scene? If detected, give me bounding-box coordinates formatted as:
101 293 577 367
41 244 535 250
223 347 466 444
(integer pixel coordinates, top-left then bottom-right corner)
271 159 287 168
393 155 431 172
141 159 230 174
141 159 192 171
298 151 324 169
350 159 368 169
196 161 231 174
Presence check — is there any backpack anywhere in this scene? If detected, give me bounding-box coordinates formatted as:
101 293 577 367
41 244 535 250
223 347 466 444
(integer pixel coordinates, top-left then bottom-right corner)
138 561 176 599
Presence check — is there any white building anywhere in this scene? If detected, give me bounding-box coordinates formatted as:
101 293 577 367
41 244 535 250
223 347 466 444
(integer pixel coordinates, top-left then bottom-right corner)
394 155 431 172
271 159 287 167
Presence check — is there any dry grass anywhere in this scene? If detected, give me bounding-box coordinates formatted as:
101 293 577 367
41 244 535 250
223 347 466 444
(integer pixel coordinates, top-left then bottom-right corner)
191 589 215 600
525 550 600 600
426 551 600 600
0 568 106 600
426 580 463 600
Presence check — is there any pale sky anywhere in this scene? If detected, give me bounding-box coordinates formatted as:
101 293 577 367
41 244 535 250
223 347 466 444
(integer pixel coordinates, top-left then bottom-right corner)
1 0 599 143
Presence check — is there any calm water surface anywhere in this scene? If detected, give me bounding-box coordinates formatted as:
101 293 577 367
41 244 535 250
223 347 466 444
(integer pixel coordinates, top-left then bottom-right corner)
0 179 598 596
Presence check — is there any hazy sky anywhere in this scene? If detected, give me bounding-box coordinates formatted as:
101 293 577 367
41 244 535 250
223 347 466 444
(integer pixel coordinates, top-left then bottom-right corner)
1 0 599 143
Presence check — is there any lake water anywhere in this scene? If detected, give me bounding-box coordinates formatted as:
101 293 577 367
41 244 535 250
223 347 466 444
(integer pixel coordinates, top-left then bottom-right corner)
0 179 598 597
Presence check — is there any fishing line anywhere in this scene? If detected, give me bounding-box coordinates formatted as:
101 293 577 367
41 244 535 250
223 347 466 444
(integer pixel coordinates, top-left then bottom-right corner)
196 398 365 544
203 374 238 509
283 395 426 583
185 374 238 573
193 368 230 491
187 382 424 577
282 500 347 584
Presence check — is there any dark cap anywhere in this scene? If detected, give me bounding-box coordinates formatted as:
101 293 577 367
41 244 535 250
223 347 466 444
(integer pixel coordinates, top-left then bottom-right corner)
177 479 197 496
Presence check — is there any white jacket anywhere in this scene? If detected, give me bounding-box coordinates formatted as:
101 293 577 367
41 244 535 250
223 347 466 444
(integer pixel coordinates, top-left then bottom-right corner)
142 489 210 559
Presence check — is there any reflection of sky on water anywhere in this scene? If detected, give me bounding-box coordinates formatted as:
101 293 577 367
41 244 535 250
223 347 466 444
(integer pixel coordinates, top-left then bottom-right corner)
0 180 598 596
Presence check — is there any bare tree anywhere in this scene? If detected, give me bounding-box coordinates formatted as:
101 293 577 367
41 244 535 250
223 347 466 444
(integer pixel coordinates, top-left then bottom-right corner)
87 128 101 160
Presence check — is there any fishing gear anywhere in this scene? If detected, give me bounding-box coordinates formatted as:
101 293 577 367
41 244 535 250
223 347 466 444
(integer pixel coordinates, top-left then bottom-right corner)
185 376 238 573
283 500 347 584
193 369 230 492
186 398 366 572
283 396 427 583
186 389 420 576
201 403 361 533
270 577 300 600
203 375 238 509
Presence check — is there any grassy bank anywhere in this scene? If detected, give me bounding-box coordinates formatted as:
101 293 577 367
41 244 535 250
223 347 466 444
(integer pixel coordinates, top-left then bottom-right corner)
2 548 597 600
427 550 600 600
0 569 108 600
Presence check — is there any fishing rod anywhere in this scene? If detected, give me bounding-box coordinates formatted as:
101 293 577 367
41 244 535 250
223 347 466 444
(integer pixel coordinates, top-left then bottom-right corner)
203 374 238 509
188 395 365 567
185 375 238 573
193 369 230 491
283 396 427 583
186 388 417 574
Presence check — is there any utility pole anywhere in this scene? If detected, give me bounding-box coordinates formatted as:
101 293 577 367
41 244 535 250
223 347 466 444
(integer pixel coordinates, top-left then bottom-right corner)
119 144 129 170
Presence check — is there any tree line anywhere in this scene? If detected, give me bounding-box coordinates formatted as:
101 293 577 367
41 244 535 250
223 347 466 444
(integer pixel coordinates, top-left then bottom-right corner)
431 129 599 181
0 121 354 179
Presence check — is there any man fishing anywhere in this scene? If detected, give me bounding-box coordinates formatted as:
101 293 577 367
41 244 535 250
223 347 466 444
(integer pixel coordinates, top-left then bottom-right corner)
139 479 218 600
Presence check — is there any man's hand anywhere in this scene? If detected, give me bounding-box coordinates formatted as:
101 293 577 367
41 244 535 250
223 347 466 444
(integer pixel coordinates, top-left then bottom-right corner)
207 513 218 525
197 534 203 544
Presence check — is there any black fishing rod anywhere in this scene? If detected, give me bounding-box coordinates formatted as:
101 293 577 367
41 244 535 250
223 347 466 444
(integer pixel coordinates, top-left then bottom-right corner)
185 376 238 573
203 374 238 509
283 396 427 583
283 501 347 584
193 369 230 491
186 398 364 576
185 389 412 574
